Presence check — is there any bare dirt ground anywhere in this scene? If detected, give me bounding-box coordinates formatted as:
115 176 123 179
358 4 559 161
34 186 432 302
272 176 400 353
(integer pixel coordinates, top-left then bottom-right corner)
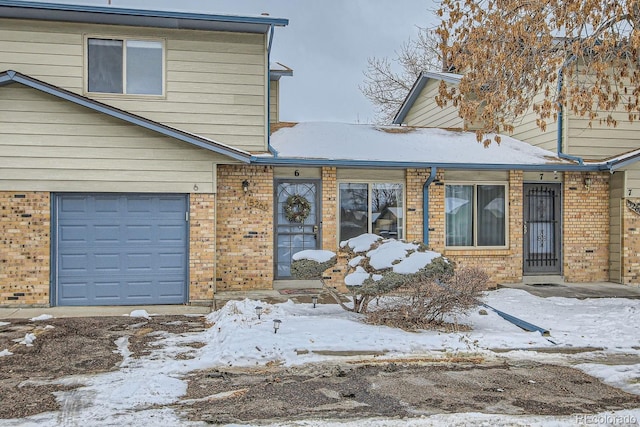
1 315 639 424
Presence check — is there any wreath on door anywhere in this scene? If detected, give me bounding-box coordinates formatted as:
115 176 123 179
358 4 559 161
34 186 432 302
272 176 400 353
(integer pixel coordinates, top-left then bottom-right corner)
284 194 311 223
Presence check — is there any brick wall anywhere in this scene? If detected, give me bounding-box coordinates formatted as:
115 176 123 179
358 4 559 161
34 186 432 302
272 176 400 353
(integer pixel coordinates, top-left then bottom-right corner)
622 198 640 284
0 192 50 306
563 172 609 282
216 165 274 291
189 193 216 304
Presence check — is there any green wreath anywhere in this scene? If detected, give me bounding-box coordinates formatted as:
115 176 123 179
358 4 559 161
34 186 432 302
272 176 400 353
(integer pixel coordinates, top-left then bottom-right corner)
284 194 311 223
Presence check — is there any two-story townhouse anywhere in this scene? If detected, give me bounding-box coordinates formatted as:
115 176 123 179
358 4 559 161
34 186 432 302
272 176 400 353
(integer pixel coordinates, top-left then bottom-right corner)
0 1 290 307
393 70 640 286
1 1 614 309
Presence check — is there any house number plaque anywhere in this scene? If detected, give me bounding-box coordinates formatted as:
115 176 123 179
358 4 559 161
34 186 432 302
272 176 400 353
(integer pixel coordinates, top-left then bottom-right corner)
247 196 269 211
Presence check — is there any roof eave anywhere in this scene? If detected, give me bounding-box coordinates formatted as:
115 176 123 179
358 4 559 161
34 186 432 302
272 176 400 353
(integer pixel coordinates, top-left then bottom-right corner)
250 156 607 171
393 71 462 125
0 0 288 33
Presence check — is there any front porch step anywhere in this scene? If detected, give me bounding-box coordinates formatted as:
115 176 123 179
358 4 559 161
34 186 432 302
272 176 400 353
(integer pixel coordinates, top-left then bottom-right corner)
522 275 565 285
273 280 322 290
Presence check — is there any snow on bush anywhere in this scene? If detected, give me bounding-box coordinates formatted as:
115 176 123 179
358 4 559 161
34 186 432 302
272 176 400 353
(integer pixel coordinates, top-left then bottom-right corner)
30 314 53 322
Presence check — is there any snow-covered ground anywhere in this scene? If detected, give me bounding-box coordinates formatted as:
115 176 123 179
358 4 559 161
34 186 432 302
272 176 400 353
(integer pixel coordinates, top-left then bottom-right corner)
1 288 640 426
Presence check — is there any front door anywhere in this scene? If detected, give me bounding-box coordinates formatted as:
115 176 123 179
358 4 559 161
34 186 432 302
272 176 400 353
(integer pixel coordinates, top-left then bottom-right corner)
523 183 562 275
275 180 321 279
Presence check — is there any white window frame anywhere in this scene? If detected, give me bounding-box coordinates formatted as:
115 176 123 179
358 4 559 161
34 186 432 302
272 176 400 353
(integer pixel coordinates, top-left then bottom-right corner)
445 181 509 249
84 35 166 97
337 180 405 243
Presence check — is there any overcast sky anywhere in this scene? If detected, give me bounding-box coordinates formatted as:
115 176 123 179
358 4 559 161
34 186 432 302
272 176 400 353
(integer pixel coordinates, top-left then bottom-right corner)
34 0 439 123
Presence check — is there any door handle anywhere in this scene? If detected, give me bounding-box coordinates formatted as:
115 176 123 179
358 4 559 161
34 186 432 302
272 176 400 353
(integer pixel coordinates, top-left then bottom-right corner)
313 225 319 239
523 222 528 235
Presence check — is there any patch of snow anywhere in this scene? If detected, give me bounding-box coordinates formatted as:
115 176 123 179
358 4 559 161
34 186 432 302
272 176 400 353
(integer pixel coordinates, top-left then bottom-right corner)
345 266 370 287
0 349 12 357
30 314 53 322
128 310 151 319
292 249 336 263
114 336 132 361
340 233 381 252
0 321 9 327
393 251 442 274
348 256 364 267
366 240 419 270
575 363 640 396
19 333 36 346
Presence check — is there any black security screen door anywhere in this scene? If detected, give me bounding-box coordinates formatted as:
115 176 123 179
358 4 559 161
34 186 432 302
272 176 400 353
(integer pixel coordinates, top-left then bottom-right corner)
523 183 561 275
274 180 321 279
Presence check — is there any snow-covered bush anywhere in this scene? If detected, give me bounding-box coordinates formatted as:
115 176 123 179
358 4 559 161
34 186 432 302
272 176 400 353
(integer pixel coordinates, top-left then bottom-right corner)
291 234 486 324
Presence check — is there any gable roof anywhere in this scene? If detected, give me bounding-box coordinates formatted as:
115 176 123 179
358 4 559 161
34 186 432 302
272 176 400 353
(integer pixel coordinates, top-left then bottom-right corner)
270 62 294 81
0 70 251 163
0 0 288 33
257 122 606 171
393 71 462 125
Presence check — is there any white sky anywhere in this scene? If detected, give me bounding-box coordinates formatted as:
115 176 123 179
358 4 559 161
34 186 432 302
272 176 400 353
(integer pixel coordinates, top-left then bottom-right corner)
32 0 440 123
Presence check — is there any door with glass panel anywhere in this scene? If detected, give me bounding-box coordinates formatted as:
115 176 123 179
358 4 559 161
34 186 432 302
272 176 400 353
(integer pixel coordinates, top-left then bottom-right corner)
275 180 321 279
523 183 561 275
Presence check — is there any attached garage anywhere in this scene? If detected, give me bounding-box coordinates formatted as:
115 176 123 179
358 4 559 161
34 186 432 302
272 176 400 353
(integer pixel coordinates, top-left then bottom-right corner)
53 193 189 306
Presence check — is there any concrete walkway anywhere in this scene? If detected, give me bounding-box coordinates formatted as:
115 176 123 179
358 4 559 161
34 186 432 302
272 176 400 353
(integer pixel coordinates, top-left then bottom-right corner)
0 305 211 319
3 281 640 319
499 281 640 299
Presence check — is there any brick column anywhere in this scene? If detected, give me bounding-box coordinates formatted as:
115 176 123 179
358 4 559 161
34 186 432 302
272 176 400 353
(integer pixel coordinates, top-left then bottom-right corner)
216 165 274 291
563 172 609 282
321 166 337 250
0 192 50 306
189 193 215 303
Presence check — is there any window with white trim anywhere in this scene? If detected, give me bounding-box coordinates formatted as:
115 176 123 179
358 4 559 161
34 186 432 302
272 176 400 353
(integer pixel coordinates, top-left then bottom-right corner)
445 183 507 247
87 37 164 95
339 182 404 241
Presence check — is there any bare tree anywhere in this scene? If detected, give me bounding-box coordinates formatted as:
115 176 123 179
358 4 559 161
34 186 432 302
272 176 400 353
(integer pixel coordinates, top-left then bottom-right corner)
435 0 640 145
361 27 443 124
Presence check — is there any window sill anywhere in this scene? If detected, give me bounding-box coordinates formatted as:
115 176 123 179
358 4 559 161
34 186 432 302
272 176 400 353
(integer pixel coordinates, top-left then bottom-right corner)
85 92 166 101
444 248 511 256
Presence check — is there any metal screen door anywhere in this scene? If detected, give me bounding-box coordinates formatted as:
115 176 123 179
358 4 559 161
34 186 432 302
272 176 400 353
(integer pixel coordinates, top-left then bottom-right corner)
523 183 561 275
275 180 321 279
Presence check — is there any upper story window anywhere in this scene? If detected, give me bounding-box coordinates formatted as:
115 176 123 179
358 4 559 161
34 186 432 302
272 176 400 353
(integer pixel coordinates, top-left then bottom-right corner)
339 182 404 242
87 37 164 96
445 183 507 248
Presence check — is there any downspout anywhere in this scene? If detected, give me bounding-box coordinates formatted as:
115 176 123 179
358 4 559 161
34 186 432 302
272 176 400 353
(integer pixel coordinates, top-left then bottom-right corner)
423 167 437 245
266 24 278 157
556 59 584 165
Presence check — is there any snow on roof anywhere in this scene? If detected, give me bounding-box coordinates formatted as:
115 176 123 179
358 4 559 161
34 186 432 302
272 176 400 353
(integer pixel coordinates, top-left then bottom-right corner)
270 122 569 166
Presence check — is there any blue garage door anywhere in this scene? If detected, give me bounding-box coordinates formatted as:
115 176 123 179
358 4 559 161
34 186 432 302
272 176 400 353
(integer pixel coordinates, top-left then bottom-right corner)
55 194 189 306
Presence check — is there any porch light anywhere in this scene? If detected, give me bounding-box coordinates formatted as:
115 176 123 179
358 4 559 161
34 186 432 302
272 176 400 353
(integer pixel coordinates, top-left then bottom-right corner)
311 295 318 308
584 177 592 190
255 306 263 320
273 319 281 334
242 180 250 193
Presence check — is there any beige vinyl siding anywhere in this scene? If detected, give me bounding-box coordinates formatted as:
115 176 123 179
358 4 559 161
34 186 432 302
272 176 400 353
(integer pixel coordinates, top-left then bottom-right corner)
270 80 279 123
0 85 236 193
0 18 267 152
510 91 558 151
609 171 624 283
404 80 463 128
337 169 405 181
567 112 640 160
444 170 508 181
624 165 640 197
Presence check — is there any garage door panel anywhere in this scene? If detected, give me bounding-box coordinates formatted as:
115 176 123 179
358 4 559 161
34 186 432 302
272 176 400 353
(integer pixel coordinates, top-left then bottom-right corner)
55 193 188 306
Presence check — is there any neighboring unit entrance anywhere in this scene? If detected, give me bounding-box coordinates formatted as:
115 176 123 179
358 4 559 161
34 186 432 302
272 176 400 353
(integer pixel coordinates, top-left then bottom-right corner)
274 180 321 279
54 193 189 306
523 183 562 275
